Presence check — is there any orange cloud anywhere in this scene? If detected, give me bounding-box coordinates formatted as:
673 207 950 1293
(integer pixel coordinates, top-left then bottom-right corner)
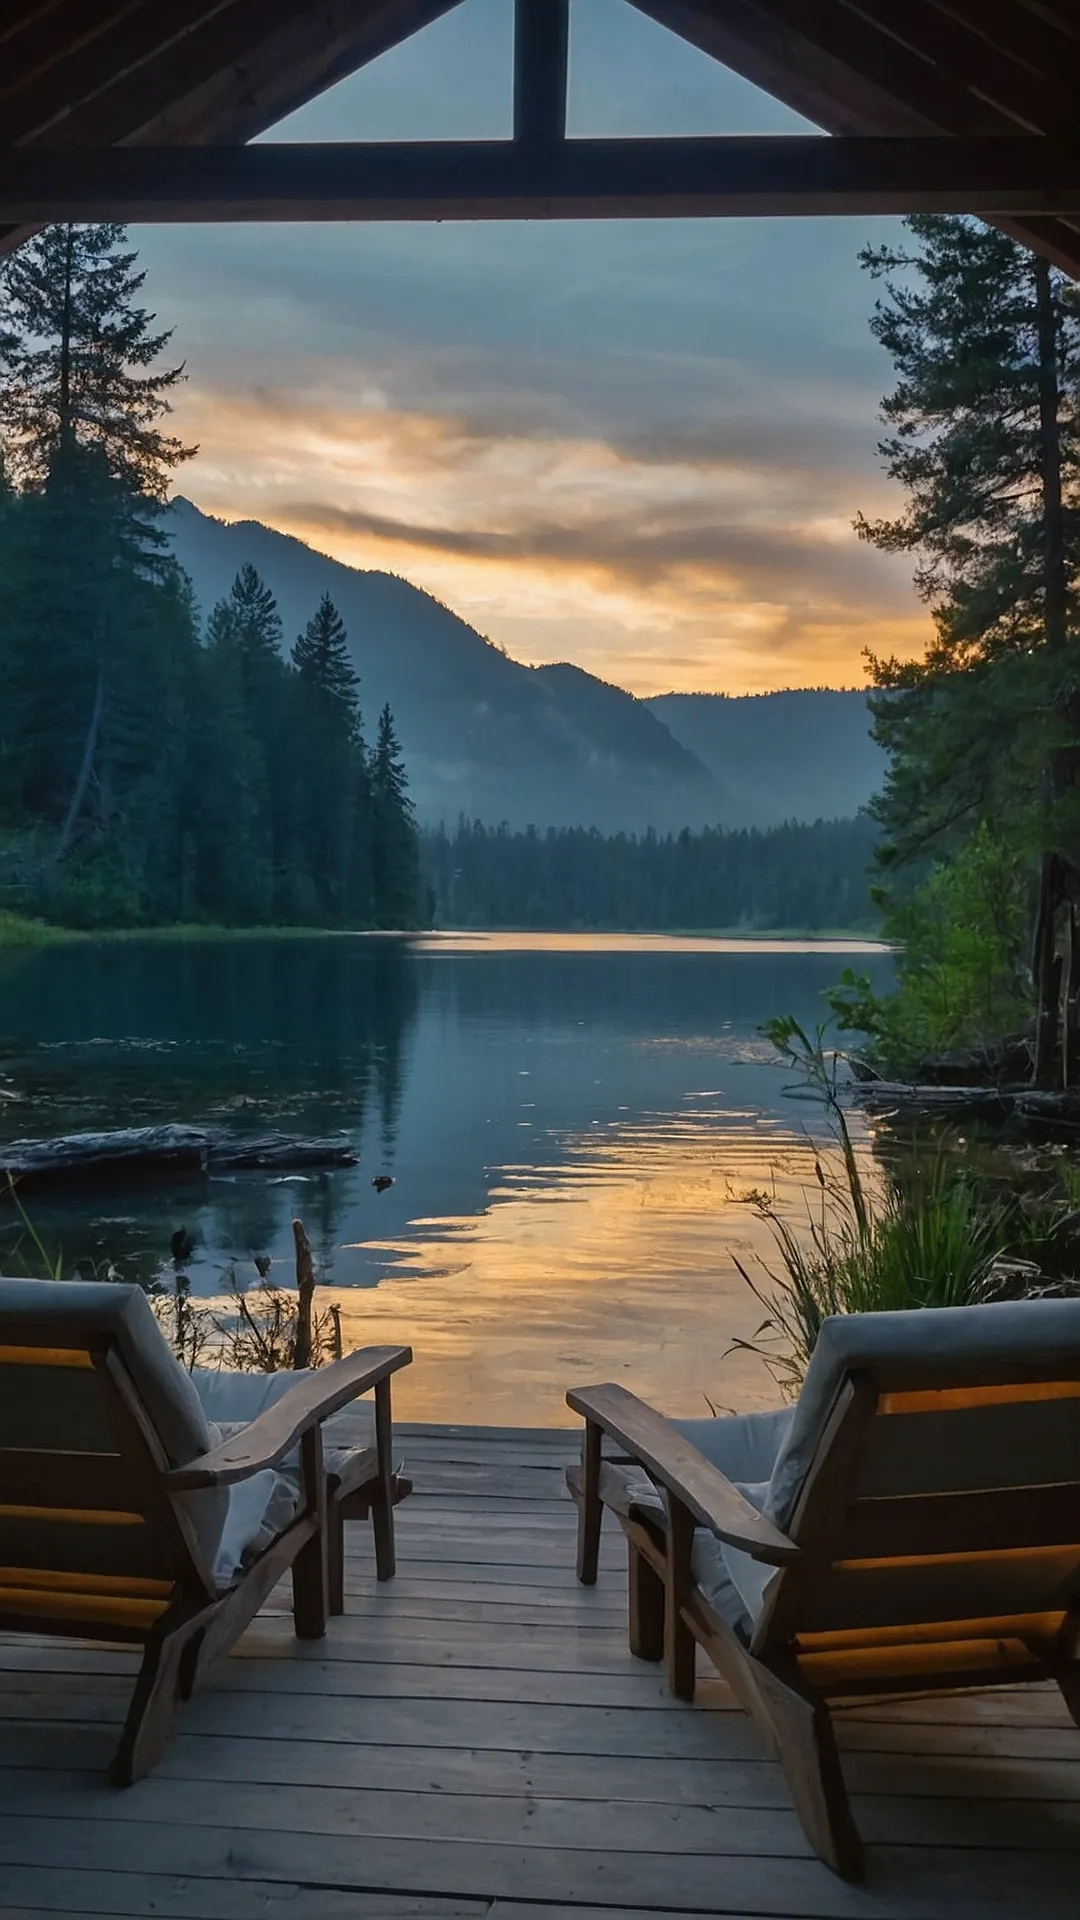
173 378 931 696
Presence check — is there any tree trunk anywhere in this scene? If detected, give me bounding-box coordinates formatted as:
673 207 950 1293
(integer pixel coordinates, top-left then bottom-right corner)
1032 255 1071 1085
58 225 75 463
1035 254 1068 660
53 665 104 874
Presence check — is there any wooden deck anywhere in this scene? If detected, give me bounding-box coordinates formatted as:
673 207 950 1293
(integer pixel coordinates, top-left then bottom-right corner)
1 1422 1078 1918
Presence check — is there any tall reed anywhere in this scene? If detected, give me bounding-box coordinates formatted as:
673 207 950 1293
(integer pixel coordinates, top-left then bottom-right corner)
730 1018 1009 1396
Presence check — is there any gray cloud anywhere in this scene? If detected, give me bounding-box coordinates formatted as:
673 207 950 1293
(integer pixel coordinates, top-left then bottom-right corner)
132 0 923 690
279 494 917 612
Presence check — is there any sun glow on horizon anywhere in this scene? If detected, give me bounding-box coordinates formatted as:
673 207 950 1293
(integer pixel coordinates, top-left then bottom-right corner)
176 379 930 698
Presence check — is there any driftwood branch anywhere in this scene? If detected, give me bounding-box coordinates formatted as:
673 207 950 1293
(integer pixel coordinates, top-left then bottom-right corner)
0 1125 357 1195
853 1081 1080 1132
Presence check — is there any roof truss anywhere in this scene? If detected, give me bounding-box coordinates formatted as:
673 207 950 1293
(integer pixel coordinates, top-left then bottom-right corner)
0 0 1079 273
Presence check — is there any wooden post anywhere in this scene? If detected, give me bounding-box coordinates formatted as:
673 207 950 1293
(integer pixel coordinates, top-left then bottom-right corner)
292 1218 316 1369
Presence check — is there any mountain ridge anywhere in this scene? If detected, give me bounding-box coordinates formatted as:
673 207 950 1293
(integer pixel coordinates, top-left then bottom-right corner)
167 498 884 833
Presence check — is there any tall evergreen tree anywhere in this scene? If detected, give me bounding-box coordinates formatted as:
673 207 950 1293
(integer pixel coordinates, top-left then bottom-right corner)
855 216 1080 868
844 217 1080 1079
291 593 361 735
0 222 191 499
0 224 196 900
370 705 420 928
0 228 427 935
290 595 369 923
208 565 283 702
204 567 290 915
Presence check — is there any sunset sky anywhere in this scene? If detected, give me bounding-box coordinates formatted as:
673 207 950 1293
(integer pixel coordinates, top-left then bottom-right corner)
135 0 933 697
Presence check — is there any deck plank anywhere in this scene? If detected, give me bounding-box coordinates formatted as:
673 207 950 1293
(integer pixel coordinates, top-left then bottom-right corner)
0 1421 1077 1917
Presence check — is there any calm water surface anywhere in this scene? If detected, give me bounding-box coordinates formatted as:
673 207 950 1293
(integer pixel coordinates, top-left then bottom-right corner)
0 932 891 1424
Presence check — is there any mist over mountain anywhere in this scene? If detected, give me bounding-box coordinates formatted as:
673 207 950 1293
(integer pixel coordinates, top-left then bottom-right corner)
649 690 886 828
167 500 725 834
168 501 885 832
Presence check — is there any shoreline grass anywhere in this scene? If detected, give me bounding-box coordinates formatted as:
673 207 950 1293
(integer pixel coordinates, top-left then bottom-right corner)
0 914 885 951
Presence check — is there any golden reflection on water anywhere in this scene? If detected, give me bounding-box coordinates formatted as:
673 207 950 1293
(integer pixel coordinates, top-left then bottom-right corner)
323 1110 873 1428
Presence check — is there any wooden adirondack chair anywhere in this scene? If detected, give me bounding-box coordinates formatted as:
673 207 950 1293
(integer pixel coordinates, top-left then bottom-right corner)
0 1278 412 1782
567 1300 1080 1879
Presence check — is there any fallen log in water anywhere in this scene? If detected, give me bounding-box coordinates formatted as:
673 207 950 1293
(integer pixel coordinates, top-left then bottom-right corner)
0 1124 357 1194
852 1080 1080 1130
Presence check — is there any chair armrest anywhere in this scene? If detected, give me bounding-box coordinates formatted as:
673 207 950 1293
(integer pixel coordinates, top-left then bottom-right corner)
567 1381 798 1566
165 1345 413 1489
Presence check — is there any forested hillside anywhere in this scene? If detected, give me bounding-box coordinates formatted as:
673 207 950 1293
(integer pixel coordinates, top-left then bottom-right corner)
168 501 727 835
0 220 890 942
423 817 879 933
0 225 422 931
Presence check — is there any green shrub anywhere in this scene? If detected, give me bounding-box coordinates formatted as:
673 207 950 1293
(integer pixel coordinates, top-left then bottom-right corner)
826 824 1032 1075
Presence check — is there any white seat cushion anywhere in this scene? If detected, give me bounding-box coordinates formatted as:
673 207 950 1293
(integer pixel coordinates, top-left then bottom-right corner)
613 1410 793 1640
191 1369 377 1589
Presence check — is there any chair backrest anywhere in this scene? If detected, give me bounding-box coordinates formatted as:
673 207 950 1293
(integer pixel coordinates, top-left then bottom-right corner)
0 1279 225 1633
754 1300 1080 1659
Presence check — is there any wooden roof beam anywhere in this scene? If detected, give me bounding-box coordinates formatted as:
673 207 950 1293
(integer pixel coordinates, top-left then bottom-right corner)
939 2 1080 70
3 135 1080 225
633 2 1080 276
853 0 1076 130
1 5 240 142
513 0 569 152
0 1 465 256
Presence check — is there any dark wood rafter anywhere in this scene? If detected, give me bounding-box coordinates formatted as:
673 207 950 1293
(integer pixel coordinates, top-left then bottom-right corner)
3 134 1080 225
513 0 569 152
627 0 1080 274
0 0 1079 272
0 0 466 253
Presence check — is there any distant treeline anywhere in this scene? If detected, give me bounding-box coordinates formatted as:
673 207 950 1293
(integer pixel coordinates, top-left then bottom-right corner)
422 817 879 932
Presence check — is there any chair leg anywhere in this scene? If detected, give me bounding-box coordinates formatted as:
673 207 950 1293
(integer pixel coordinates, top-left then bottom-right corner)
327 1499 346 1616
756 1663 864 1881
292 1529 330 1638
293 1424 329 1638
575 1419 603 1585
372 1376 398 1581
664 1498 696 1701
628 1540 664 1661
111 1621 191 1786
1058 1665 1080 1728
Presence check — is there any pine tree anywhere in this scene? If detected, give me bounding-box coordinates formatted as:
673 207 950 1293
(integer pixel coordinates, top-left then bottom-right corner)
0 227 424 936
209 565 283 700
370 705 420 928
291 593 360 736
848 216 1080 1078
203 568 288 914
0 225 197 899
0 223 192 510
290 595 369 923
855 216 1080 867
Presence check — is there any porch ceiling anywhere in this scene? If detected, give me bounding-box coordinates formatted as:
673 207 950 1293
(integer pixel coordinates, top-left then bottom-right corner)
1 0 1079 270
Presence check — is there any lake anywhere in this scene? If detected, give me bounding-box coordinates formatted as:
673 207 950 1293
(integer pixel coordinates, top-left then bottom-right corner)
0 932 891 1424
